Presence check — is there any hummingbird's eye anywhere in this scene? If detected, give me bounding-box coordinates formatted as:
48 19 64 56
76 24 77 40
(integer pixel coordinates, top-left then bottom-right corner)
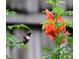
24 32 32 40
26 32 32 37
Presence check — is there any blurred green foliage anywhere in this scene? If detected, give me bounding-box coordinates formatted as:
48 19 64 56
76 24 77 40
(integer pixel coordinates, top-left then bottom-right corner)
6 9 16 17
6 55 15 59
17 43 28 48
46 0 73 16
7 24 31 30
42 46 73 59
6 33 16 48
65 20 73 28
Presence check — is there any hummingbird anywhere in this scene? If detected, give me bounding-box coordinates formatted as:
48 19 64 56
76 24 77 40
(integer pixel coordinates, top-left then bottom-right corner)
17 32 32 44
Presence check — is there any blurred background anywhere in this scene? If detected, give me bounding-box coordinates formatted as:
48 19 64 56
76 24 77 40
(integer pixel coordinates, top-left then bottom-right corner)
6 0 73 59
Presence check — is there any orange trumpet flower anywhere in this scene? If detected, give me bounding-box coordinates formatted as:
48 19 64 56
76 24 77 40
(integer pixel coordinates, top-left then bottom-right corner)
45 9 55 21
43 9 69 46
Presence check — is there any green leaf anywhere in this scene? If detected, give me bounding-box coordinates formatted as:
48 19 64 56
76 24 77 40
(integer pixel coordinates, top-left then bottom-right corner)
42 25 45 30
8 44 15 48
65 20 73 28
6 9 16 17
20 24 31 30
7 34 16 43
7 24 31 30
65 11 73 16
52 6 65 16
67 36 73 45
8 26 14 30
55 37 61 47
55 23 63 27
58 32 64 40
9 11 16 17
6 55 15 59
6 33 16 48
6 9 9 16
17 43 27 48
46 0 55 6
56 0 64 6
14 25 20 29
42 46 52 52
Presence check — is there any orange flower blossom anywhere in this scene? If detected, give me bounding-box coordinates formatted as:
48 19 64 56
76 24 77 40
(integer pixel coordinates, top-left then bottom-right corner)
43 9 70 46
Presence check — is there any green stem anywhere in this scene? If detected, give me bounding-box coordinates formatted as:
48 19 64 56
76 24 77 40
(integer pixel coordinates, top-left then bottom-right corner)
55 0 57 7
56 49 60 59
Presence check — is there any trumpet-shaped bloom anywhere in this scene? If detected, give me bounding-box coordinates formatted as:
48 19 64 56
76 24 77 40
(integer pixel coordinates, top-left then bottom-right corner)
45 9 54 21
43 9 70 46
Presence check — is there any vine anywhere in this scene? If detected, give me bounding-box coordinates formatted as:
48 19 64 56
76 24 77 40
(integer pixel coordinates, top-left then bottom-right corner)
41 0 73 59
